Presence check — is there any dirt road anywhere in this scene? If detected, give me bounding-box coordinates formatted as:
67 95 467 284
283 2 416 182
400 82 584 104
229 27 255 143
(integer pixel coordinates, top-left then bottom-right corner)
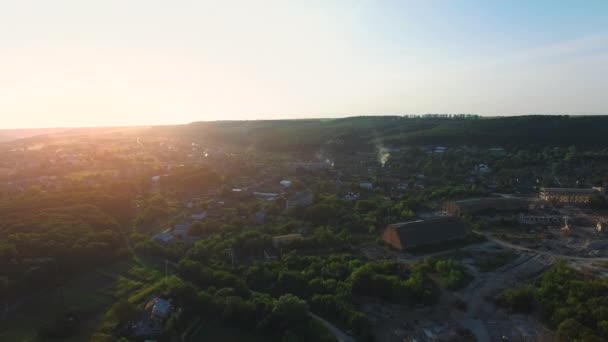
310 312 355 342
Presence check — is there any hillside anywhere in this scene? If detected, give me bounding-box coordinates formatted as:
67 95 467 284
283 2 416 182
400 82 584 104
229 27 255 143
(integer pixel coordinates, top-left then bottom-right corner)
141 115 608 152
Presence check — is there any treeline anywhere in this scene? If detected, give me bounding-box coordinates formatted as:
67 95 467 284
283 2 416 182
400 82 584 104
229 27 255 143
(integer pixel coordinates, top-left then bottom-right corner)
164 276 334 342
151 115 608 152
130 240 444 341
220 253 437 338
0 188 135 296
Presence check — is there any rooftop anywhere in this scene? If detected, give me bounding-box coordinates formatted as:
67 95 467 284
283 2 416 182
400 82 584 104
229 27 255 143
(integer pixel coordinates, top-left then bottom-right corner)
151 298 171 319
272 233 303 241
541 187 598 194
388 217 468 248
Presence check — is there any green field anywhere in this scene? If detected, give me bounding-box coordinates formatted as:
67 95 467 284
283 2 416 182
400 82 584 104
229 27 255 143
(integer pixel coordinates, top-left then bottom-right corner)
0 258 163 342
185 319 336 342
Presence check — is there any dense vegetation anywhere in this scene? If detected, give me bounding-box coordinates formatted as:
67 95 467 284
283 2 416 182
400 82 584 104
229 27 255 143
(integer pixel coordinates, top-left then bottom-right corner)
151 115 608 152
122 251 441 341
537 261 608 342
499 261 608 342
3 115 608 341
0 185 134 296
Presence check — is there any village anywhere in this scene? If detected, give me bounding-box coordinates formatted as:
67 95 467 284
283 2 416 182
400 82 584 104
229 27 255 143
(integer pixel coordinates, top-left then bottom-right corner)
1 127 608 341
130 141 608 342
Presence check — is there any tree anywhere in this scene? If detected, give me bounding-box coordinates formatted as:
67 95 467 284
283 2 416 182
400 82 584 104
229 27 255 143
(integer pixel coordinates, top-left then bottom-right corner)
276 271 309 298
271 294 309 330
189 220 204 236
110 299 138 323
556 319 586 341
499 287 535 313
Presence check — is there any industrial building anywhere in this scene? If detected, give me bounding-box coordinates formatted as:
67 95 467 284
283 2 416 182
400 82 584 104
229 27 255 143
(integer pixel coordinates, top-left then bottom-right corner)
443 197 536 217
382 217 468 250
539 187 599 204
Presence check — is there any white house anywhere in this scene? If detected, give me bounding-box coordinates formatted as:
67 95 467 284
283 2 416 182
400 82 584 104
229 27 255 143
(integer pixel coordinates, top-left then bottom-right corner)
172 224 191 238
191 211 207 220
152 231 174 244
359 182 373 190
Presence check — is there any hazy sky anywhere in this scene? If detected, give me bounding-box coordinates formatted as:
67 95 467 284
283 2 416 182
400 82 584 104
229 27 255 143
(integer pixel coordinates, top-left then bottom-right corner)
1 0 607 128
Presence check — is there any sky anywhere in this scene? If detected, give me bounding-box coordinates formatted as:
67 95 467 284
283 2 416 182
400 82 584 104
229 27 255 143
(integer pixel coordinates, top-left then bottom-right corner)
1 0 608 128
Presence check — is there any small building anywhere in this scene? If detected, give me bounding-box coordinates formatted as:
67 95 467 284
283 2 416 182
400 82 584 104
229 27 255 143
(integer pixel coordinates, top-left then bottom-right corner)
272 234 303 249
540 187 599 204
517 214 563 225
251 210 267 224
475 164 491 174
146 297 172 321
382 217 468 250
191 211 207 220
280 180 292 188
254 192 279 200
152 231 174 244
286 191 314 210
172 224 190 238
359 182 373 190
289 161 330 172
342 192 360 201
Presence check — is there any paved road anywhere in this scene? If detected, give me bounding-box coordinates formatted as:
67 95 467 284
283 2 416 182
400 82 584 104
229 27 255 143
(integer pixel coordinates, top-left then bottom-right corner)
309 313 355 342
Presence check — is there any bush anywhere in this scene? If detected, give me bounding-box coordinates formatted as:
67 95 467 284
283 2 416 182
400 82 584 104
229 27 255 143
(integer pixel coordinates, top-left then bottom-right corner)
555 318 604 342
498 287 535 313
38 313 80 339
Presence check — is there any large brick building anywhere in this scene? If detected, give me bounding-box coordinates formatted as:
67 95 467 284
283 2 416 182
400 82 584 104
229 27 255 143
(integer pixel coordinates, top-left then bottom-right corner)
382 217 468 250
443 197 536 217
539 187 599 204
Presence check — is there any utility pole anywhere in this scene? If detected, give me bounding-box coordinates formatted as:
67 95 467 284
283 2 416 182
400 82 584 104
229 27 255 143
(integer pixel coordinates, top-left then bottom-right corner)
225 248 235 268
164 259 169 291
52 259 65 310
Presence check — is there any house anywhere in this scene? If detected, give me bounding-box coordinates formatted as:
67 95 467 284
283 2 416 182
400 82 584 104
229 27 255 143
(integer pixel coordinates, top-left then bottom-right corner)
540 187 599 204
254 192 279 200
152 231 174 244
342 192 360 201
382 217 468 250
146 297 172 321
517 213 563 225
359 182 373 190
191 211 207 220
289 161 330 172
488 147 506 156
475 164 491 174
286 190 314 210
251 210 267 224
272 234 303 249
172 224 190 238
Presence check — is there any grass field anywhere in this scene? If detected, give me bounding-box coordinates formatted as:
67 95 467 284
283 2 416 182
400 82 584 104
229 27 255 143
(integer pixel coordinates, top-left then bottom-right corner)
185 321 269 342
185 319 336 342
0 257 162 342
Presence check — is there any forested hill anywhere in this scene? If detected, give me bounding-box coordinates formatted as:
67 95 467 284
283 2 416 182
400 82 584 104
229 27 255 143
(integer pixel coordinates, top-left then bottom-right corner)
0 128 72 143
146 115 608 152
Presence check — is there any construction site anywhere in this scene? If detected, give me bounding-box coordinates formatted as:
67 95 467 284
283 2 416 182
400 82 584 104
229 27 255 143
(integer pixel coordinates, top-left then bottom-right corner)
358 239 557 342
359 190 608 342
